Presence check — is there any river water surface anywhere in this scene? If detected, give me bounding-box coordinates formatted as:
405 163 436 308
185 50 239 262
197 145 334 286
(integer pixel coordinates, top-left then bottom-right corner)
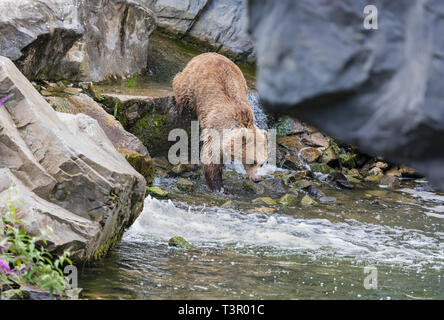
79 174 443 300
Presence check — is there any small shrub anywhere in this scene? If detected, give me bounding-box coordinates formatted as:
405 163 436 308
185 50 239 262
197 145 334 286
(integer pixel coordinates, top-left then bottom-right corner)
0 187 73 298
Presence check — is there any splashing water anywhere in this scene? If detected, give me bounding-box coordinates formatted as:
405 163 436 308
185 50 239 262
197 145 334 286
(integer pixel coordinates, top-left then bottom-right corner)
129 196 444 271
248 92 268 130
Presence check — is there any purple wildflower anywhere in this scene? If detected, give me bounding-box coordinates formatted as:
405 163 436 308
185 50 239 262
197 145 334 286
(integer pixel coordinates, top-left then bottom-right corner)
0 258 12 274
0 93 13 108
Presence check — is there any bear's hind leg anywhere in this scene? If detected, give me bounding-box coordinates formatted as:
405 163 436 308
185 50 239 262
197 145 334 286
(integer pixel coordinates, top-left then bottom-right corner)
203 164 223 192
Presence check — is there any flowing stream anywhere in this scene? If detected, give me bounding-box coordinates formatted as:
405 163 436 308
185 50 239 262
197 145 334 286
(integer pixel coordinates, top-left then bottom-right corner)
79 86 443 300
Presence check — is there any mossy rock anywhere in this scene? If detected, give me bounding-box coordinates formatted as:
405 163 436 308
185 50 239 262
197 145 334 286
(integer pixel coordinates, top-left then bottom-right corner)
364 175 382 183
252 197 278 206
301 195 318 206
93 228 125 261
278 171 312 186
279 194 298 206
293 179 315 189
310 163 335 174
299 147 322 163
1 289 24 300
171 163 190 175
322 147 339 167
177 178 195 192
221 200 236 209
275 117 305 137
120 149 155 186
243 180 265 194
258 178 287 193
146 186 169 198
346 175 362 184
339 153 358 169
168 236 192 250
153 157 171 169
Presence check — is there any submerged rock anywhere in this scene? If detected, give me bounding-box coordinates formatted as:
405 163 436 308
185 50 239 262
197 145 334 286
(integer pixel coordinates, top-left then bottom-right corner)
364 175 382 184
243 180 265 195
258 178 287 194
379 176 401 190
252 197 278 206
168 236 192 250
146 186 169 198
177 178 195 192
278 194 297 206
319 197 337 204
0 56 146 262
221 200 236 209
303 185 325 199
301 195 318 207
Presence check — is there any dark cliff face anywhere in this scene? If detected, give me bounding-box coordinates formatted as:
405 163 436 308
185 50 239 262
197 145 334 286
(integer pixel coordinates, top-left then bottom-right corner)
247 0 444 190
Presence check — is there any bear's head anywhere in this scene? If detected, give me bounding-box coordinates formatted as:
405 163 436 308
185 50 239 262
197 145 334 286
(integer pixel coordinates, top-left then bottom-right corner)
222 127 268 182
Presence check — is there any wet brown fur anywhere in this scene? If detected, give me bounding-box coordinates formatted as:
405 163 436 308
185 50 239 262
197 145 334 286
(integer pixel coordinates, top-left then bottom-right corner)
173 53 266 191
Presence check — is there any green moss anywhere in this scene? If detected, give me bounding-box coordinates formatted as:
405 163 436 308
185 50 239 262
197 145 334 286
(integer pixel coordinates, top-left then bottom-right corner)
126 73 138 88
125 153 155 186
168 236 192 250
279 194 298 206
252 197 278 206
133 113 168 151
221 200 236 209
92 229 124 261
176 178 195 192
339 153 358 169
310 163 335 174
301 195 318 206
146 186 169 198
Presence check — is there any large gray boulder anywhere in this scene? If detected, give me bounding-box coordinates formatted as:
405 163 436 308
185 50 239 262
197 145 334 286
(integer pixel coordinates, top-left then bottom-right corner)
0 56 146 262
248 0 444 190
140 0 255 62
0 0 156 82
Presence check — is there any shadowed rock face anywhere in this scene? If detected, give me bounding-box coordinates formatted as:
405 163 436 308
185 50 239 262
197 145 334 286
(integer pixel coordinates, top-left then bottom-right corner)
0 56 146 262
139 0 255 62
248 0 444 190
0 0 156 82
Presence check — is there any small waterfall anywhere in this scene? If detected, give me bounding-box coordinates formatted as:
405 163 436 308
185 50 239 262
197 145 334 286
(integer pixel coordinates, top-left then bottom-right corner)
248 92 268 130
297 146 313 171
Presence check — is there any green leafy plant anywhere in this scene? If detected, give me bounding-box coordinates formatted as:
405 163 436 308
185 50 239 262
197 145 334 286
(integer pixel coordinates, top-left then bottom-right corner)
126 73 138 88
0 187 73 298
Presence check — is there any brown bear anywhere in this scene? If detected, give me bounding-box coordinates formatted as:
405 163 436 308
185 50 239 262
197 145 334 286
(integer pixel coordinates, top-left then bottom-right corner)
173 52 268 191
